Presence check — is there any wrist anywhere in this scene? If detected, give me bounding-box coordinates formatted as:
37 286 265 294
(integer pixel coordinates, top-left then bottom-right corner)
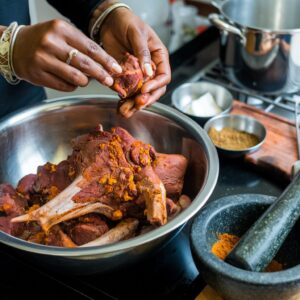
89 0 119 34
89 1 131 43
0 22 22 84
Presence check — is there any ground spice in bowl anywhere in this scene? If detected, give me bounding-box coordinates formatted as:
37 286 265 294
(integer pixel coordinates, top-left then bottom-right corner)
211 233 283 272
208 127 260 150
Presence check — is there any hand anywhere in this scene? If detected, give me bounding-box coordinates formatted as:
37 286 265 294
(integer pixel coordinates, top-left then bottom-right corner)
13 19 123 91
99 7 171 115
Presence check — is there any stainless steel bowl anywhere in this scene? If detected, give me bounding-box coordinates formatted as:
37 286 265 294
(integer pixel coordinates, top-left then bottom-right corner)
204 114 267 157
172 81 233 125
0 95 219 274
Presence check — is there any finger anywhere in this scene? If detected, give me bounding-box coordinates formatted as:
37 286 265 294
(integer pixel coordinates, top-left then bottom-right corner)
34 72 77 92
63 26 122 74
128 27 153 77
139 87 167 109
45 58 89 88
64 47 114 86
134 94 151 110
142 49 171 94
119 100 137 119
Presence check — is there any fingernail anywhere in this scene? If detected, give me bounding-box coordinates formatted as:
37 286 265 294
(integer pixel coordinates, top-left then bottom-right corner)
144 63 153 77
104 77 114 86
112 62 122 74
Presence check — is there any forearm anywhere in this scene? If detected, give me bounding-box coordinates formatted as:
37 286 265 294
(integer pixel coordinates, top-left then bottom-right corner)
46 0 105 34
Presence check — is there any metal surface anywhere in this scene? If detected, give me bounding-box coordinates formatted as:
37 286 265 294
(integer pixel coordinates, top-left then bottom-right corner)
0 95 219 273
204 114 266 157
295 99 300 158
210 0 300 94
171 81 233 125
293 99 300 176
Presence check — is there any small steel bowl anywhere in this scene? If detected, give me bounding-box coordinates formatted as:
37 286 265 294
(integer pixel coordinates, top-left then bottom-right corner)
172 81 233 125
204 114 267 157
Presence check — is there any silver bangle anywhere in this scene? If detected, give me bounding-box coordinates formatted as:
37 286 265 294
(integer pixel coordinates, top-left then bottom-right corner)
90 3 131 42
10 25 25 82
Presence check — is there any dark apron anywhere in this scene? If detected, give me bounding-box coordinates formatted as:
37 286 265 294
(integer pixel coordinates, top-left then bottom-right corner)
0 0 46 119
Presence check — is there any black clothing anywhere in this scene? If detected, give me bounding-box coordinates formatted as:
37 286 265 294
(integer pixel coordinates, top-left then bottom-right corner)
0 0 104 119
47 0 103 35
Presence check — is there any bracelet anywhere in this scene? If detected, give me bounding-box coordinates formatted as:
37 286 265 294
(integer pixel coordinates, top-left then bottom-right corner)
9 25 25 81
90 3 131 42
0 22 20 84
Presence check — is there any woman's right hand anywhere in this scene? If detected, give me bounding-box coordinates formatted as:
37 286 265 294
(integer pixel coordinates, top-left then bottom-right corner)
13 19 122 91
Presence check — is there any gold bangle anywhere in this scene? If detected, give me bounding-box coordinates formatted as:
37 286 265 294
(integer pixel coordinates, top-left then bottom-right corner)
0 22 20 84
9 25 25 81
90 3 131 42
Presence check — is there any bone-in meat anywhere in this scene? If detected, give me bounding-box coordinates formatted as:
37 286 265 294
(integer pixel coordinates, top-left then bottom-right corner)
2 126 190 248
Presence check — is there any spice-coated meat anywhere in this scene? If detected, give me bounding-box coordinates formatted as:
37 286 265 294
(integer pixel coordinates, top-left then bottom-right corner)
8 126 189 248
111 53 156 119
112 53 155 99
62 214 109 246
45 225 77 248
0 183 27 217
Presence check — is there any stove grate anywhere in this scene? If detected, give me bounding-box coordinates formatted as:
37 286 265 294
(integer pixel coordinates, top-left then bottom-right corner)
191 60 300 119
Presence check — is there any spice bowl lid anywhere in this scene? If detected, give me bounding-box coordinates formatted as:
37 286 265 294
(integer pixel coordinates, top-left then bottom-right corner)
171 81 233 126
204 114 267 157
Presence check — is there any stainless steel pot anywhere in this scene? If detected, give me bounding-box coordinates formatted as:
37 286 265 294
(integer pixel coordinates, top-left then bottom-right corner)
0 95 219 274
209 0 300 94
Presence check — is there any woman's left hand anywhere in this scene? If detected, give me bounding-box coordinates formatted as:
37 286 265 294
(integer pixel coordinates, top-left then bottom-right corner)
96 4 171 116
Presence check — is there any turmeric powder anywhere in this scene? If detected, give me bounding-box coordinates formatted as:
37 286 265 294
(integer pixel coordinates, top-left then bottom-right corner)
212 233 283 272
212 233 240 260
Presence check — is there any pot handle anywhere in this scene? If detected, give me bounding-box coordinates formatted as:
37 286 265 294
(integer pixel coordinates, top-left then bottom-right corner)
209 14 246 44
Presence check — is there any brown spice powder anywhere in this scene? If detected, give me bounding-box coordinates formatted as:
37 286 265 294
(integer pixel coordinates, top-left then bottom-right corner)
208 127 259 150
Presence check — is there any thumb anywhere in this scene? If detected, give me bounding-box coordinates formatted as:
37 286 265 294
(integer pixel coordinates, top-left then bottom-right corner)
129 28 153 77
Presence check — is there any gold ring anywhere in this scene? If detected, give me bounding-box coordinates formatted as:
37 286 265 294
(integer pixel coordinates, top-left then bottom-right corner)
66 49 78 65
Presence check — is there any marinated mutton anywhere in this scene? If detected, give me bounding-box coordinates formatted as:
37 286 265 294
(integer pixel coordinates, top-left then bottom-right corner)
112 53 156 118
6 126 189 247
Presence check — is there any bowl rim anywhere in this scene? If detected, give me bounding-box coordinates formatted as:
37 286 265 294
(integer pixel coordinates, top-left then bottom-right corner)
203 114 267 153
191 194 300 285
171 81 233 120
0 94 219 257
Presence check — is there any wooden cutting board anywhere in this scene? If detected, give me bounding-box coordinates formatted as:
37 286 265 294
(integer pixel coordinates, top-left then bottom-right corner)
230 101 298 181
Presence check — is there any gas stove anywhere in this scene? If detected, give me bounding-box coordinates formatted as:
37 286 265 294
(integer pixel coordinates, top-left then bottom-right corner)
1 27 290 300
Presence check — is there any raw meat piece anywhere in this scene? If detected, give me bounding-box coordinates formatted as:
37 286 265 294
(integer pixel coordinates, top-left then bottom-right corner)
45 225 76 248
111 53 156 118
17 174 37 198
112 53 155 99
0 184 27 217
62 214 109 246
153 153 188 199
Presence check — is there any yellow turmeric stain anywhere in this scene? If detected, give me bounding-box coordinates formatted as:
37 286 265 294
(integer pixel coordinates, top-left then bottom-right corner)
48 186 59 200
2 203 11 212
112 210 123 220
123 191 133 202
27 204 40 213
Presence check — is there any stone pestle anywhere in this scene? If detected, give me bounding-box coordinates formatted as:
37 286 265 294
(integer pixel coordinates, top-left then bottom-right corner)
225 171 300 272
